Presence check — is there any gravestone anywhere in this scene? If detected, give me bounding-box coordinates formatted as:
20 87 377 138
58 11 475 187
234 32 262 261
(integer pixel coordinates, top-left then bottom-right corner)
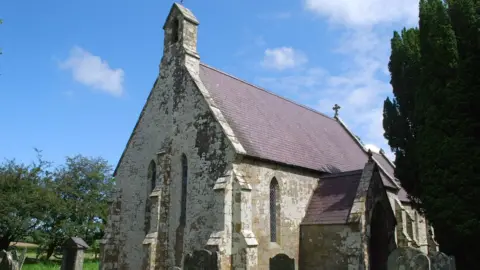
184 249 218 270
270 253 295 270
387 247 456 270
61 237 89 270
0 250 19 270
430 252 456 270
387 247 430 270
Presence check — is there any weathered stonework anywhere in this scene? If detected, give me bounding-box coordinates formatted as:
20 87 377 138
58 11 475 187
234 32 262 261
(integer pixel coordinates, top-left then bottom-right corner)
101 3 440 270
300 224 362 270
236 158 321 269
101 4 237 269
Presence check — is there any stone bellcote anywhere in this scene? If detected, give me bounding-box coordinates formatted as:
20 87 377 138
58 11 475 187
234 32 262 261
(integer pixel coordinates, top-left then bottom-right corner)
162 3 200 59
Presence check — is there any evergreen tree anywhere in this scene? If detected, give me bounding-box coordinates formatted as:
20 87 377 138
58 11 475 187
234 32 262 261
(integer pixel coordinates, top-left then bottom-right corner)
383 0 480 268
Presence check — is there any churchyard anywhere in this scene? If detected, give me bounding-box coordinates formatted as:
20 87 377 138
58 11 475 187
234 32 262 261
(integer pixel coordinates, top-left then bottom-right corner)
4 242 99 270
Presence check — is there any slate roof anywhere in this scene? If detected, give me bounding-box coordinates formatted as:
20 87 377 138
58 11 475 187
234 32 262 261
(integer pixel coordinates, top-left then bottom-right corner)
372 152 410 203
199 64 368 173
198 63 413 202
301 170 363 224
373 152 395 180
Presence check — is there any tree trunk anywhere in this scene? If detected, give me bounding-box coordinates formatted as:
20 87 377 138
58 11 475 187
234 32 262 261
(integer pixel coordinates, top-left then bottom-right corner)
45 243 56 260
0 235 11 250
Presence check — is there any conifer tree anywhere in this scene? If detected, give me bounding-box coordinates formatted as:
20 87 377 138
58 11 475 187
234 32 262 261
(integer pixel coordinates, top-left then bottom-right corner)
383 0 480 268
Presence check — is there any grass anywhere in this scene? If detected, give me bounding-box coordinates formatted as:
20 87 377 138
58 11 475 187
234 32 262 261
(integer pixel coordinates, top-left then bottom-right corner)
8 243 99 269
22 261 99 270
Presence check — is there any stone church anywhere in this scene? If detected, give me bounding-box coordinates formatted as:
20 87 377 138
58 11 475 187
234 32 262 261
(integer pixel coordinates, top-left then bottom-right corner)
100 3 438 270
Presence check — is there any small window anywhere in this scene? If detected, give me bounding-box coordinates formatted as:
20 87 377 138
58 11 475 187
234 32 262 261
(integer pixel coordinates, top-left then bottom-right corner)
180 154 188 225
145 160 156 235
270 178 280 242
148 160 156 193
172 18 180 43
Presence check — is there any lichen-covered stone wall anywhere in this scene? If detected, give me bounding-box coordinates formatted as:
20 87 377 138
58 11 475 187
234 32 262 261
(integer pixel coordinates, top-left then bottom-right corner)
299 224 362 270
385 190 432 254
236 158 322 269
102 27 237 270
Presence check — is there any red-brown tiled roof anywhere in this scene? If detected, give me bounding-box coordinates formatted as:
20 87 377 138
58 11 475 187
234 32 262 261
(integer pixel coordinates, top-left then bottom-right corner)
199 63 368 173
301 170 363 224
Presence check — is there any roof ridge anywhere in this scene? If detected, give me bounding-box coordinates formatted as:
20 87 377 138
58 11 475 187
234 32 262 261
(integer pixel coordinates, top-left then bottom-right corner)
199 62 336 121
379 149 396 168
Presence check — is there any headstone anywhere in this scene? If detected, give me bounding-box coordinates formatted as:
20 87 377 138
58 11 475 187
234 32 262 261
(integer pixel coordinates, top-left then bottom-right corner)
387 247 430 270
0 250 19 270
388 247 456 270
430 252 456 270
184 249 218 270
269 253 295 270
61 237 90 270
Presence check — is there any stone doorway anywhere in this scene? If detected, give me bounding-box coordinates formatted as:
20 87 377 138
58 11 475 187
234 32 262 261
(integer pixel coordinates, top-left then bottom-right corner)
369 203 390 270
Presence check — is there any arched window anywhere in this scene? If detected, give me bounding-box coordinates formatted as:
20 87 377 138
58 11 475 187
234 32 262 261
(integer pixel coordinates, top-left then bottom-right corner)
148 160 157 193
270 178 279 242
180 154 188 225
172 18 180 43
145 160 156 235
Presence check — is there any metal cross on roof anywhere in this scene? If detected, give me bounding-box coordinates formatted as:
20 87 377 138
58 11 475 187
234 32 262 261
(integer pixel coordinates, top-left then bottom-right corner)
333 104 341 118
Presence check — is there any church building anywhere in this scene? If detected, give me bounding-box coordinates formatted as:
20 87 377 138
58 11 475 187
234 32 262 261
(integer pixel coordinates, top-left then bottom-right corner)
100 3 438 270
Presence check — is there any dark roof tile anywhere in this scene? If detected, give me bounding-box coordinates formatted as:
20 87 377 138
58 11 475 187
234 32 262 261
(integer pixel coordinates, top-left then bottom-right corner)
301 170 363 224
372 152 410 203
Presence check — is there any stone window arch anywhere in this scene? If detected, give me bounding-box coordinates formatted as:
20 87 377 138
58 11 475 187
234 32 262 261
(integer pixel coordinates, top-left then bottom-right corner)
270 177 280 243
172 18 180 43
180 154 188 225
148 160 157 193
145 160 156 235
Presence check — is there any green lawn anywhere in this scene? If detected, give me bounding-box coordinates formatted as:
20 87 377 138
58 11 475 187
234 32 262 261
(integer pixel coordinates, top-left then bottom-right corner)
20 249 99 270
22 261 99 270
9 244 99 269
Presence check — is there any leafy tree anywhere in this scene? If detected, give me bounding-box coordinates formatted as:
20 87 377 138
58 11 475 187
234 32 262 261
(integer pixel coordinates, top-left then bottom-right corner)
0 151 52 250
383 0 480 268
0 150 114 259
36 155 114 259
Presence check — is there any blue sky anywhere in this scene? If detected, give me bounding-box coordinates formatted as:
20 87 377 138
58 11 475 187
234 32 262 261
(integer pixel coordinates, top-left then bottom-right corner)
0 0 418 167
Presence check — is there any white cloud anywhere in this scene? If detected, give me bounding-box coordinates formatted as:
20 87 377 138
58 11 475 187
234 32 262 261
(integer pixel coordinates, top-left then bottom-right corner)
258 0 417 159
365 144 381 153
304 0 418 27
262 47 308 71
60 46 125 97
258 27 394 157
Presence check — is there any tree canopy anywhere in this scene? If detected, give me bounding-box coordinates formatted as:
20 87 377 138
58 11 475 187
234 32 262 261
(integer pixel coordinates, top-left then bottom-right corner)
383 0 480 268
0 151 114 259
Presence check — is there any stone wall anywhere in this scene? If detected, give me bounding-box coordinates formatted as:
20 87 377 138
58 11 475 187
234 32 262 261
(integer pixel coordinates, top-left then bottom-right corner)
236 158 322 269
299 224 362 270
386 190 434 254
102 15 237 269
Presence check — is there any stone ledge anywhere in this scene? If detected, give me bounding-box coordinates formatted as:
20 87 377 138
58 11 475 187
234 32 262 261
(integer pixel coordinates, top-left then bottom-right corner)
213 176 229 190
241 230 258 247
142 232 158 245
206 231 224 247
